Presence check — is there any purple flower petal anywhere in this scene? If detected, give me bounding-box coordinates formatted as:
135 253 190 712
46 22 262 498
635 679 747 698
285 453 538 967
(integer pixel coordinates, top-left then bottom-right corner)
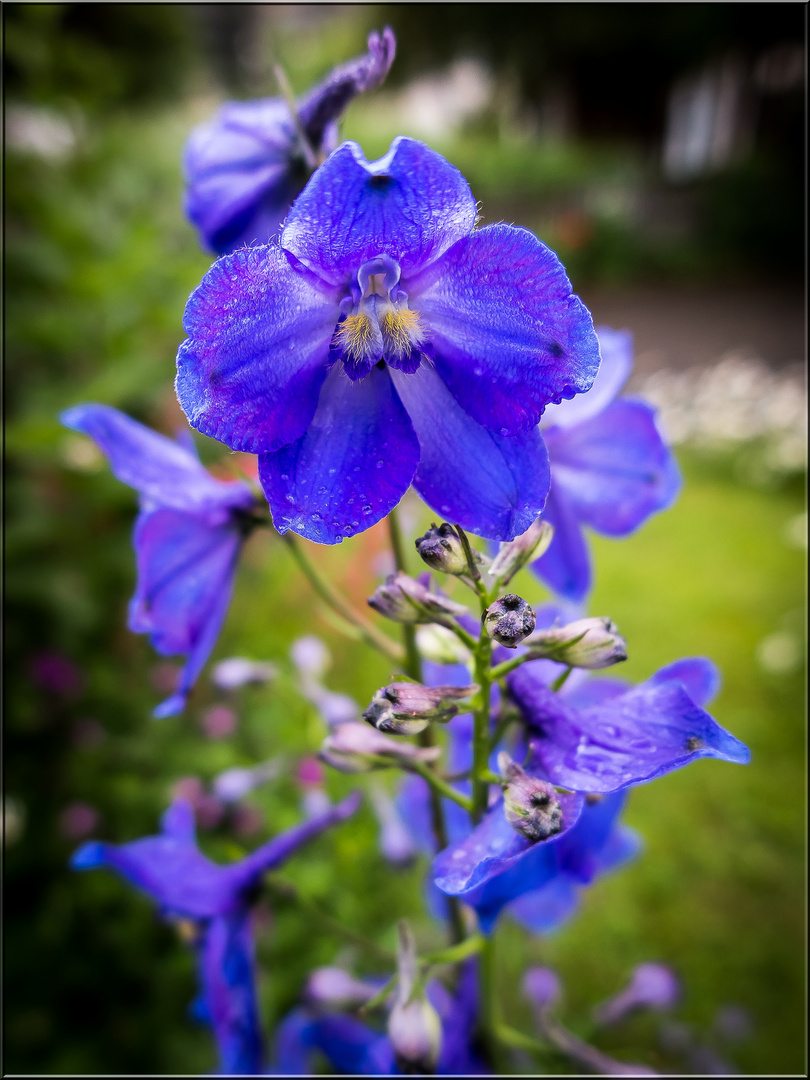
177 245 340 454
509 663 750 794
280 138 478 286
390 364 550 540
544 398 682 536
531 483 592 602
409 224 601 436
259 365 419 543
433 792 583 896
60 404 253 514
542 326 633 430
647 656 720 707
507 876 580 934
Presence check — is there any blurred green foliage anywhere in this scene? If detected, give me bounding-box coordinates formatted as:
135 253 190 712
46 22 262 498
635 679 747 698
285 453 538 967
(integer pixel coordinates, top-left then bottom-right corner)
5 4 805 1075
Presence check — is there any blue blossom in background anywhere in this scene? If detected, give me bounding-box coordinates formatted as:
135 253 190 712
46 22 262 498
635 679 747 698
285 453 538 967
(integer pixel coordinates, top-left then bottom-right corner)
72 793 361 1075
184 28 396 255
61 404 257 717
176 136 601 544
533 327 682 602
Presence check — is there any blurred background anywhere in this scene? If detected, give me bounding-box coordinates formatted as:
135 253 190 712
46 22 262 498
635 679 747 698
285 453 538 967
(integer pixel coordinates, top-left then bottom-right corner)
4 3 806 1074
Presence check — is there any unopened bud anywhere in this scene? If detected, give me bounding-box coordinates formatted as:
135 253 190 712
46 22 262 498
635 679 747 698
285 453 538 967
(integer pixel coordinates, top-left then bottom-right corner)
211 657 277 690
499 752 563 841
319 722 441 773
388 922 442 1074
415 624 472 666
304 966 380 1010
526 617 627 669
363 682 477 736
592 963 680 1026
523 966 562 1012
488 519 554 587
368 572 468 625
415 522 489 578
483 594 536 648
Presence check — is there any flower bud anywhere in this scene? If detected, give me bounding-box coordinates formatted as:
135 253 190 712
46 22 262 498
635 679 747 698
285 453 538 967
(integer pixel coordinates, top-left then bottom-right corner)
368 572 468 624
488 518 554 587
388 922 442 1074
211 656 277 690
592 963 680 1026
482 594 536 648
523 966 562 1012
526 617 627 669
415 624 472 666
319 722 441 773
414 522 489 578
304 966 380 1010
499 752 563 841
363 682 477 736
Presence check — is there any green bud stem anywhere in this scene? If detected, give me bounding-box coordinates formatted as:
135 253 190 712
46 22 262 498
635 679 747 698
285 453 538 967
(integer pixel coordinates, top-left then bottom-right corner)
272 62 319 170
405 760 473 813
282 533 404 665
550 666 573 692
421 933 484 965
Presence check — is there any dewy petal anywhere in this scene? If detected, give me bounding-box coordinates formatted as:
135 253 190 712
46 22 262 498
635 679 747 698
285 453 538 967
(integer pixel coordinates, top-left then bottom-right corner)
61 404 253 514
433 792 583 897
184 97 298 254
545 398 682 536
647 656 720 708
177 245 339 454
409 224 601 435
531 483 592 602
298 28 396 150
541 326 633 430
390 365 549 540
198 912 264 1075
259 365 419 544
127 508 241 717
509 663 751 794
280 137 478 286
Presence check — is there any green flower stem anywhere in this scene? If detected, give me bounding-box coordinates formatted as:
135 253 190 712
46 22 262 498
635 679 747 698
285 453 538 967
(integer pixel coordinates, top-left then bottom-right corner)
441 618 478 653
550 665 573 692
478 932 501 1069
489 651 539 681
281 533 404 665
272 62 319 169
405 760 473 814
263 875 394 962
471 616 494 822
357 973 397 1015
422 933 484 966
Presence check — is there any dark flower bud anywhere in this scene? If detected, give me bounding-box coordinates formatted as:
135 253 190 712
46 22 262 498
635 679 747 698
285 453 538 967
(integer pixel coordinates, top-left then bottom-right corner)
368 571 468 624
483 593 536 648
487 518 554 587
319 722 441 773
526 617 627 669
499 752 563 841
363 682 477 736
415 522 489 577
388 921 442 1074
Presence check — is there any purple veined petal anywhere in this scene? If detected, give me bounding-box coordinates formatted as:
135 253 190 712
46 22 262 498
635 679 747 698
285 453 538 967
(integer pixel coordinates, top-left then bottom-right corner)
298 27 397 150
463 835 560 934
531 483 593 603
126 508 242 716
389 364 550 541
280 137 478 286
545 398 682 536
433 791 583 897
258 364 419 544
562 675 631 709
409 224 601 436
177 244 340 454
197 911 264 1075
542 326 633 431
647 656 721 708
60 404 254 514
184 97 298 253
511 666 751 794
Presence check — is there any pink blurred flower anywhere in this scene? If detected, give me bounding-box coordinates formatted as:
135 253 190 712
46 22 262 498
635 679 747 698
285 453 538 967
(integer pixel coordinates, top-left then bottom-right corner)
59 802 99 839
30 652 83 697
201 704 238 739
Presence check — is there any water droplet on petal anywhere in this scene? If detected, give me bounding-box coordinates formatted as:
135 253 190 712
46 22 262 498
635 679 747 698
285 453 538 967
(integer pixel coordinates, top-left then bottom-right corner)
376 460 385 468
362 504 373 514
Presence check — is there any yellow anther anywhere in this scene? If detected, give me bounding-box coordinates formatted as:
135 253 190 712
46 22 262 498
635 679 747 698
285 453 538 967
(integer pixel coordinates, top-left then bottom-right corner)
335 314 375 361
382 308 424 358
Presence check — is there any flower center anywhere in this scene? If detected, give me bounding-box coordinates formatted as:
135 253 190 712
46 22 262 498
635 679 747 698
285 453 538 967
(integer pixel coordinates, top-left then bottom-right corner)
330 254 429 380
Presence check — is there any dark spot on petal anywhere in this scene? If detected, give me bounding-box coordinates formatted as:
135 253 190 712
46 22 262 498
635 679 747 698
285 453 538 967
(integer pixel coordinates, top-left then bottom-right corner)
369 174 392 189
686 736 702 751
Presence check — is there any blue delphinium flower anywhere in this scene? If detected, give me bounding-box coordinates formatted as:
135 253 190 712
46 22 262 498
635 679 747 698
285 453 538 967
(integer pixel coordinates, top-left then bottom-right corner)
533 326 682 602
270 959 486 1075
72 793 361 1075
176 136 601 544
61 404 257 717
184 28 396 256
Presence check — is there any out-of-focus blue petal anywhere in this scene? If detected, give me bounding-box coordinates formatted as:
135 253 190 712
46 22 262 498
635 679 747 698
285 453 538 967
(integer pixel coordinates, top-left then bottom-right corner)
505 875 580 934
198 912 264 1075
556 791 628 882
433 792 583 897
647 657 721 707
509 662 750 794
464 839 559 934
177 245 340 454
390 364 550 541
61 404 253 514
271 1008 317 1075
544 398 682 536
259 365 419 543
297 28 396 150
308 1014 396 1075
435 960 489 1074
541 326 633 430
531 484 592 602
409 224 600 436
161 798 197 841
281 138 478 286
71 841 105 869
